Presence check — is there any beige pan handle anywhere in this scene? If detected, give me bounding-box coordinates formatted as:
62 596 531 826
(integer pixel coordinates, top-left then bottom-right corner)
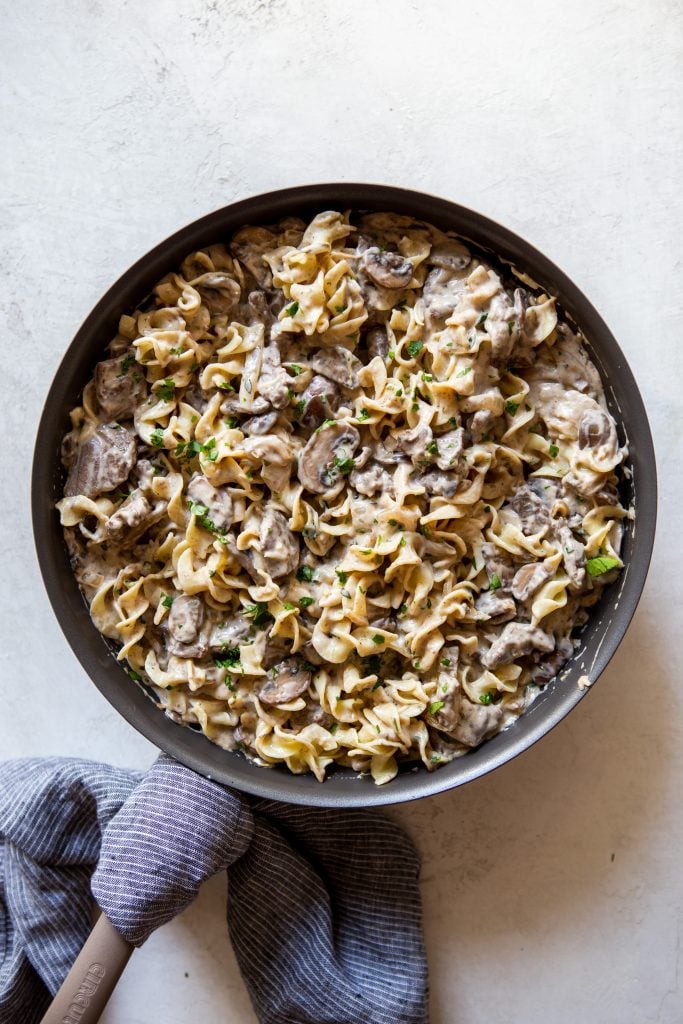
40 911 134 1024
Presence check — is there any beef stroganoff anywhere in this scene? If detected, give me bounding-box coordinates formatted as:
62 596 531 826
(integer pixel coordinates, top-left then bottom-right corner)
57 211 628 785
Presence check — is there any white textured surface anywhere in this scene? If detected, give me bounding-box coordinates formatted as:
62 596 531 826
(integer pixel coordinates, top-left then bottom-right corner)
2 1 682 1021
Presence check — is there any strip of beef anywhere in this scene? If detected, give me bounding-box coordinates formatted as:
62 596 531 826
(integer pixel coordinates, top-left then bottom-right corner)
449 700 503 747
507 485 553 535
94 357 145 420
481 622 555 670
511 562 553 602
474 591 516 623
64 424 136 498
187 474 233 532
104 489 158 545
259 508 299 578
167 595 206 658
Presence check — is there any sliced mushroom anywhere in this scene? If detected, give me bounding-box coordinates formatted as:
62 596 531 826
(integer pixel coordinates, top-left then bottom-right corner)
362 247 414 289
423 267 467 323
299 374 340 428
298 421 360 494
187 474 233 532
578 407 618 454
242 411 279 435
259 508 299 579
193 272 241 316
481 622 555 670
94 356 146 420
221 394 271 416
64 423 136 499
258 658 312 706
511 562 552 602
309 346 362 388
429 238 471 271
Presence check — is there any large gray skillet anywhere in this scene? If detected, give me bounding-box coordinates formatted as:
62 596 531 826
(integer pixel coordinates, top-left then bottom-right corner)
31 184 657 808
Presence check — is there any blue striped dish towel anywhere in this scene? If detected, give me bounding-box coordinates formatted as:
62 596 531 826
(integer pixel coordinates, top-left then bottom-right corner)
0 754 428 1023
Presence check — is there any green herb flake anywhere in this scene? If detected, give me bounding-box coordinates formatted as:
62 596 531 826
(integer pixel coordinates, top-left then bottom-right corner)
407 340 424 359
479 693 493 705
299 596 314 608
456 366 473 378
372 634 385 645
335 568 348 585
441 657 451 667
285 300 299 317
161 595 174 609
283 601 296 611
118 354 135 377
216 380 235 392
214 648 241 669
334 454 355 476
505 399 520 416
548 443 559 458
329 723 339 734
126 667 142 682
290 364 303 376
296 565 314 583
150 428 165 449
244 601 274 627
429 701 445 715
358 408 370 421
476 312 488 327
295 399 306 416
155 378 176 401
334 304 347 314
426 439 439 456
489 573 502 591
586 555 620 577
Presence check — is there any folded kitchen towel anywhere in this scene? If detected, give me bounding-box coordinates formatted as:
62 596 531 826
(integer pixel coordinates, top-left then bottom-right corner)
0 754 428 1024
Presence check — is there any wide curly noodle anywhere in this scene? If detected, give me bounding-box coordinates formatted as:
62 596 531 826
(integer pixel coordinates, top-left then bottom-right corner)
58 210 628 785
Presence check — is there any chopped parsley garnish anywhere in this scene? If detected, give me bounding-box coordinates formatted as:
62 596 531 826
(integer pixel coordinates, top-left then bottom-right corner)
244 602 274 627
372 634 385 645
296 565 314 583
295 399 306 416
426 439 439 456
126 667 142 682
456 366 472 378
363 654 381 676
226 416 239 429
155 378 176 401
428 701 445 715
216 380 235 391
475 312 488 327
334 454 355 476
329 723 339 734
335 568 348 585
118 354 135 376
421 372 433 382
489 573 502 591
150 428 165 448
479 693 493 705
398 603 407 616
290 364 303 376
548 443 559 458
505 399 519 416
406 340 423 358
283 601 296 611
586 555 620 577
285 300 299 317
441 657 451 667
334 304 347 314
214 648 241 669
299 596 314 608
358 408 370 421
161 595 174 609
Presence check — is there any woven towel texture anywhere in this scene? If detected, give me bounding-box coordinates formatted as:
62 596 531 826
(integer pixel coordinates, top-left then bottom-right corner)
0 755 428 1024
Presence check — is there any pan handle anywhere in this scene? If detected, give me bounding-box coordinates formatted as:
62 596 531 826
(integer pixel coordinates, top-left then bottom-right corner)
39 910 134 1024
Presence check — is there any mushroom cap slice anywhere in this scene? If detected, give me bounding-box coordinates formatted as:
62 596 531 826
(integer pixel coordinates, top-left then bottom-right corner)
362 247 414 289
258 659 312 706
297 421 360 494
429 238 471 271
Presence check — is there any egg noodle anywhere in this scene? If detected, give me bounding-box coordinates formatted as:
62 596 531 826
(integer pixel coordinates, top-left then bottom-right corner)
58 210 627 785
